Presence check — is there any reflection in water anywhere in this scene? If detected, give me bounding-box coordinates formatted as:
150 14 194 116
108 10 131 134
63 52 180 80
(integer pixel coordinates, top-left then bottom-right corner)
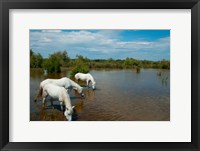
84 89 95 101
30 69 170 121
74 100 84 113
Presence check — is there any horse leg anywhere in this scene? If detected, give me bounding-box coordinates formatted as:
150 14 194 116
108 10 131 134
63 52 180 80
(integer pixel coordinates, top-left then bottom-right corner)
70 86 75 91
42 97 46 109
42 91 48 108
86 80 89 87
87 80 92 88
77 78 79 83
50 98 54 109
60 101 63 111
42 90 47 102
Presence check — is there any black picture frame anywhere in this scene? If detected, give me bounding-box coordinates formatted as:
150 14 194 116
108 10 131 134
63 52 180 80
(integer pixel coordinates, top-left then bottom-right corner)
0 0 199 151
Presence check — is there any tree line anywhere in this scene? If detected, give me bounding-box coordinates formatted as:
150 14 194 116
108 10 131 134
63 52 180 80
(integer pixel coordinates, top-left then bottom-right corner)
30 49 170 76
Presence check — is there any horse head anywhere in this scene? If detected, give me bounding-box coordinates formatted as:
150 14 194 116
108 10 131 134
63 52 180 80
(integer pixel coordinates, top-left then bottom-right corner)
64 106 74 121
92 81 96 90
79 87 84 97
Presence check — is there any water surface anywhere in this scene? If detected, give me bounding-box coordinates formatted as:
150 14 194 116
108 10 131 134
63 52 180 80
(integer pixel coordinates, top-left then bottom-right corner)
30 69 170 121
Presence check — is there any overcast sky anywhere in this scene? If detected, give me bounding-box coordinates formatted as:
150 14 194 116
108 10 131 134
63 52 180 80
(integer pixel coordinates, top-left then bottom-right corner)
30 29 170 61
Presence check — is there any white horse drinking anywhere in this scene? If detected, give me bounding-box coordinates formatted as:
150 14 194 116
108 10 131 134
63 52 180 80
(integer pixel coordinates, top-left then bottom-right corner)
42 83 74 121
75 73 96 90
34 77 84 102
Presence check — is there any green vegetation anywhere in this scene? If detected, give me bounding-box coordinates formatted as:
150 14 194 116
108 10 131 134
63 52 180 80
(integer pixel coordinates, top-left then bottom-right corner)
30 49 43 68
85 58 169 70
42 51 70 73
42 54 61 73
30 50 70 73
70 64 90 77
30 49 170 74
70 55 90 77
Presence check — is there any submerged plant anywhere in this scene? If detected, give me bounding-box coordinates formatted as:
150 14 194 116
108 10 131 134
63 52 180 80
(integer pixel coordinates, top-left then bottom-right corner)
157 71 162 76
136 66 141 73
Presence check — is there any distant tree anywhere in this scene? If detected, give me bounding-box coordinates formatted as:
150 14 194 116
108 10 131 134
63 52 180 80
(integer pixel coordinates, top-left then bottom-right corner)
108 58 113 62
75 55 90 64
123 57 138 68
70 64 90 77
42 53 61 73
30 49 43 68
70 55 90 77
30 49 34 56
51 50 70 67
160 59 170 69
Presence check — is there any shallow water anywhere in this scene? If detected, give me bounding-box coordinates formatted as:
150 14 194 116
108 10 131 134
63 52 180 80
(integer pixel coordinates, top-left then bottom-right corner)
30 69 170 121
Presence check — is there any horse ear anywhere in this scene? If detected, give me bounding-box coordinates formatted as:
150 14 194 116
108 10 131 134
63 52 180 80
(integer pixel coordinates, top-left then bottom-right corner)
72 106 75 109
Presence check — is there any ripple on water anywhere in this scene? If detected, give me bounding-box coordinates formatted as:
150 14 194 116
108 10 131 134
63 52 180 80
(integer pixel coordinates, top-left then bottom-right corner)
30 69 170 121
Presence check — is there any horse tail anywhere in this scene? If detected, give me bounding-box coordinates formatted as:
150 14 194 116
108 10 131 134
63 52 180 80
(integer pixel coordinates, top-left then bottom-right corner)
34 86 43 102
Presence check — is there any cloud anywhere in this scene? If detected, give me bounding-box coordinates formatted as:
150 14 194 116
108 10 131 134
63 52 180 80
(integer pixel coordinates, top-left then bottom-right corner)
41 29 62 33
30 30 170 60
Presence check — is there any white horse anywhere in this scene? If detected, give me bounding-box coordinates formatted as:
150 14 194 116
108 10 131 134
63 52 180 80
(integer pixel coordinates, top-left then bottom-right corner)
75 73 96 90
34 77 84 102
42 83 74 121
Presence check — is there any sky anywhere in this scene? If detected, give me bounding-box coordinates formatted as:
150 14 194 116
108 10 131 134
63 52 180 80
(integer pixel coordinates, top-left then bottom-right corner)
30 29 170 61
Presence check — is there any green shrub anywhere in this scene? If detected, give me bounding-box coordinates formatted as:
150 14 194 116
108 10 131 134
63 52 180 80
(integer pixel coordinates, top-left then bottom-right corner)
30 50 43 68
70 64 89 77
160 60 170 69
42 55 61 73
52 50 70 67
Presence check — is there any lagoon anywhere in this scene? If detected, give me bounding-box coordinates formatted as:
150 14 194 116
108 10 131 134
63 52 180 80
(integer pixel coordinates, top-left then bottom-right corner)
30 69 170 121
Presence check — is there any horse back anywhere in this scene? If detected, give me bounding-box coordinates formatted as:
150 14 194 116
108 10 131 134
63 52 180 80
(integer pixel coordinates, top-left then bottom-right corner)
43 84 63 99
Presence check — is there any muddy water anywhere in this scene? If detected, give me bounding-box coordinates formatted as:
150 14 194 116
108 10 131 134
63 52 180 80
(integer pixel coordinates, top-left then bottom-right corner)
30 69 170 121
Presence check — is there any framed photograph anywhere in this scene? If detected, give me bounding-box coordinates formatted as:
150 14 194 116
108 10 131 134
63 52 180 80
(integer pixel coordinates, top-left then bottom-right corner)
1 0 199 151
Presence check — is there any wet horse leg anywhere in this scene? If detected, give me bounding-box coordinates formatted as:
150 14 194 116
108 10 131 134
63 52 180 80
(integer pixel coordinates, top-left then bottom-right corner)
42 91 48 108
42 96 48 109
87 79 91 88
50 98 54 109
86 79 90 87
60 101 63 111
